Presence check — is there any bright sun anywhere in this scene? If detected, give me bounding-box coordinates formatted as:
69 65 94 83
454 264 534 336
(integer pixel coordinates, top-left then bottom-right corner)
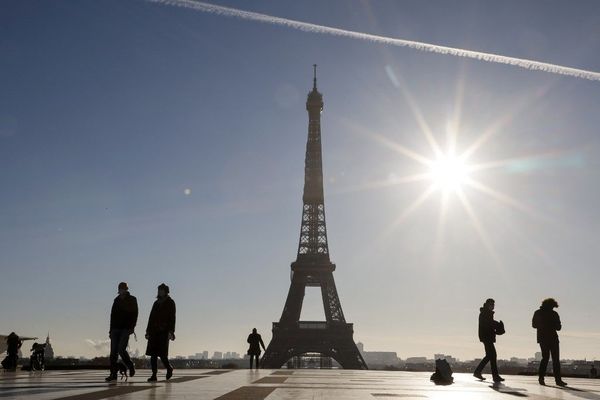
429 154 470 192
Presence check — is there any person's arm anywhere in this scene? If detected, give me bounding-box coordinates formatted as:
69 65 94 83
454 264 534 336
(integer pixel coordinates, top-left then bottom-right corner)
259 335 266 351
109 300 115 334
555 312 562 331
532 311 539 329
131 297 139 332
247 335 252 344
146 303 154 336
168 300 176 337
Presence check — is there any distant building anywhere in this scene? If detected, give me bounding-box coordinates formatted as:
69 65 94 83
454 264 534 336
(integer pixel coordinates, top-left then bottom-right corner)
406 357 429 364
534 352 542 362
434 354 457 364
213 351 223 360
356 342 399 367
44 333 55 359
510 357 528 366
202 351 209 360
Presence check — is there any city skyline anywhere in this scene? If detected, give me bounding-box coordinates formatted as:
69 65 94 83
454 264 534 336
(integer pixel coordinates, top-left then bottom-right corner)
1 0 600 362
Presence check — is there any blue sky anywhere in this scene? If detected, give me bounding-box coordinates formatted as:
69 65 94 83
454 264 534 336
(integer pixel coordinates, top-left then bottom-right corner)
1 0 599 360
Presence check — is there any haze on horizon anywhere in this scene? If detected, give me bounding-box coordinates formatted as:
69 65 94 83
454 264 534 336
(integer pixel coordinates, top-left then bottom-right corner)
1 0 600 362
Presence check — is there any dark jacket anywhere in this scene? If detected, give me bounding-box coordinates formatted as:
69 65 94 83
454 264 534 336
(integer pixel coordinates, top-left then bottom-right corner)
146 296 176 335
478 307 498 343
110 292 138 331
247 333 265 355
532 307 561 344
6 333 21 356
145 296 176 357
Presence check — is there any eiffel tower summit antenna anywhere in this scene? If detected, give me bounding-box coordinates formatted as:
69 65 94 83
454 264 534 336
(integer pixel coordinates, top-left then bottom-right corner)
261 66 368 370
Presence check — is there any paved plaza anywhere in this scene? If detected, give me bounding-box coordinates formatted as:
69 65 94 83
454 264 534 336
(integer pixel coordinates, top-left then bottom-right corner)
1 369 600 400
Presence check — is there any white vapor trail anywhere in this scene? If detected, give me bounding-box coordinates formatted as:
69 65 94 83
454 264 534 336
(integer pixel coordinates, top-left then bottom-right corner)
148 0 600 82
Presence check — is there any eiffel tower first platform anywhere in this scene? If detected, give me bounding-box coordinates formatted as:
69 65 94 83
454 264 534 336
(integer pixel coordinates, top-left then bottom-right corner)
261 66 368 370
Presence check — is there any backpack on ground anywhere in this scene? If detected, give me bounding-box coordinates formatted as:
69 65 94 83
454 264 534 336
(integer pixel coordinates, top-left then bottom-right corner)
430 358 454 385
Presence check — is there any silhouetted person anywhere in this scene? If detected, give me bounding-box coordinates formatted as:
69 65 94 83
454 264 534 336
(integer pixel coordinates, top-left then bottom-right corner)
30 342 46 371
533 298 567 386
247 328 265 369
2 332 22 371
106 282 138 382
473 299 505 383
145 283 176 382
590 365 597 379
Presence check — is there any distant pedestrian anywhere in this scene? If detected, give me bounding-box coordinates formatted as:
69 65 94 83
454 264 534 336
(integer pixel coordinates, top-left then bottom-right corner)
145 283 176 382
106 282 138 382
533 298 567 386
473 299 505 383
247 328 265 369
590 364 597 379
1 332 22 371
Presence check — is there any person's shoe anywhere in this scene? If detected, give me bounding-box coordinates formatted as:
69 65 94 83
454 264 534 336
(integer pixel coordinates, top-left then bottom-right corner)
473 372 486 381
538 377 546 386
147 375 157 382
493 376 505 383
166 367 173 380
129 365 135 378
556 380 568 387
105 374 117 382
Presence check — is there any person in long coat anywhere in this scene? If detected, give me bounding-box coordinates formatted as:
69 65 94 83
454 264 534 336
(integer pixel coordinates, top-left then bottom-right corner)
532 298 567 386
145 283 176 382
473 298 505 383
2 332 21 370
247 328 265 369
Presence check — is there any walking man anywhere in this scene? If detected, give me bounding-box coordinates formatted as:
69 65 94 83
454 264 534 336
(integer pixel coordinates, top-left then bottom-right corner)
145 283 176 382
473 298 505 383
533 298 567 386
247 328 265 369
106 282 138 382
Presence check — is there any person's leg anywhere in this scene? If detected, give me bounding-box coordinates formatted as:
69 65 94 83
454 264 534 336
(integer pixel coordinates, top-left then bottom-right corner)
539 343 550 382
108 333 120 378
249 355 254 369
474 343 489 376
256 354 260 369
117 331 134 372
551 342 563 383
486 342 500 379
161 356 173 379
151 356 158 375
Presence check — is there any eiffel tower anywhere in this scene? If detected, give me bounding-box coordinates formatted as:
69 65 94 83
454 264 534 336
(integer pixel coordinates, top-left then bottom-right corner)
261 66 368 370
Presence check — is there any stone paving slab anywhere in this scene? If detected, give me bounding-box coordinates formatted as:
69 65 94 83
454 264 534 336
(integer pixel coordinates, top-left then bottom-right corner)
0 369 599 399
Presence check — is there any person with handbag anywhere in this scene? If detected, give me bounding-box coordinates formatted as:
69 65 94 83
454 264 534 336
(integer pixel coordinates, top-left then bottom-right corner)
473 298 505 383
532 298 567 386
246 328 265 369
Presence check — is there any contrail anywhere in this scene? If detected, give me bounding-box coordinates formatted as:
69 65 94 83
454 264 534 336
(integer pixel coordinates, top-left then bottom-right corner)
148 0 600 83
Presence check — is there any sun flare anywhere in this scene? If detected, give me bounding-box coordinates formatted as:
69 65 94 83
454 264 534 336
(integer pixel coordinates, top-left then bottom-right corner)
429 154 470 192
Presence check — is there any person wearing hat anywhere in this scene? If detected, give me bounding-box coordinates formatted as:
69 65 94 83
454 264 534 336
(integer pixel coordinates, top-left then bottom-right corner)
145 283 176 382
106 282 138 382
533 298 567 386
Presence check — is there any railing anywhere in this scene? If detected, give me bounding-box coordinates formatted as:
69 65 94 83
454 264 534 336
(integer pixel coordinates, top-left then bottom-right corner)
298 321 327 330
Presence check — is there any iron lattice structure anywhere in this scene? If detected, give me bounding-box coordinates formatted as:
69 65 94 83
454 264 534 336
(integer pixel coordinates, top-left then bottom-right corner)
261 66 368 370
